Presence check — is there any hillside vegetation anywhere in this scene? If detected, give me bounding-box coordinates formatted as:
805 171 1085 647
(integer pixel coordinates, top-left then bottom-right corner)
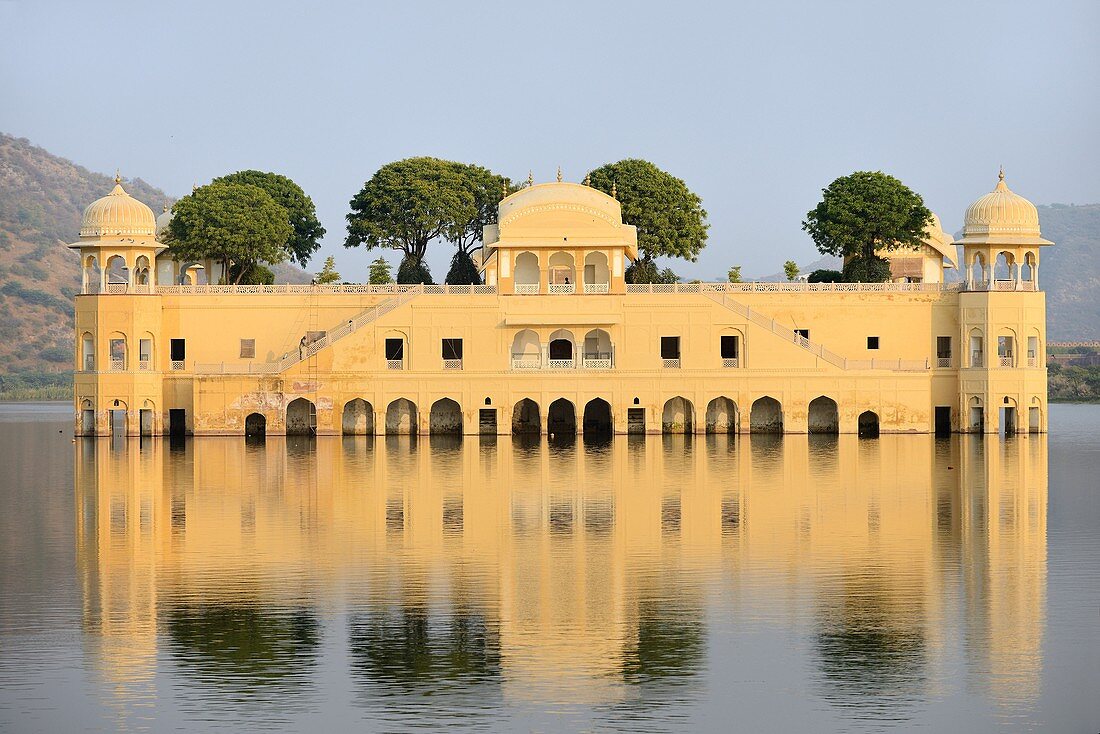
0 133 310 384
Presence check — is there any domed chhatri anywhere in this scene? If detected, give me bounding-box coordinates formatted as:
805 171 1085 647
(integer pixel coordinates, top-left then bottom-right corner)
959 169 1052 246
79 173 157 238
155 203 173 239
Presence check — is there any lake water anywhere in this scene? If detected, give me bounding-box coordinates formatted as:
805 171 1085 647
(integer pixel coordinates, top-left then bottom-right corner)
0 403 1098 732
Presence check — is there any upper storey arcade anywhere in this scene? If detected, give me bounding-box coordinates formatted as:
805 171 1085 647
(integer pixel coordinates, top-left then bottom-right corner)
479 182 639 295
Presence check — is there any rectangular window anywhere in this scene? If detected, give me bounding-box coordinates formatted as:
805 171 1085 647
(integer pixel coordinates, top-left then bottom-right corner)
385 338 404 361
997 336 1014 357
867 336 880 350
660 336 680 360
109 338 126 360
139 339 152 362
795 329 810 340
720 335 739 359
441 338 463 360
937 336 952 358
240 339 256 359
170 339 186 361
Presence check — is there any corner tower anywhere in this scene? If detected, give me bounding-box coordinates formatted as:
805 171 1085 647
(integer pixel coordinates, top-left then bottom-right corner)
956 170 1050 434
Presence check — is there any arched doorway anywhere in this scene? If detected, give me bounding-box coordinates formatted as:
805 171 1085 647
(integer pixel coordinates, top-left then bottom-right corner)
342 398 374 435
750 396 783 433
514 252 539 292
706 397 737 434
807 396 839 434
548 251 575 290
286 398 316 435
386 398 418 435
583 251 609 292
547 398 576 435
967 397 983 433
583 398 612 436
858 410 880 438
662 396 694 434
245 412 267 438
430 398 463 435
512 398 540 435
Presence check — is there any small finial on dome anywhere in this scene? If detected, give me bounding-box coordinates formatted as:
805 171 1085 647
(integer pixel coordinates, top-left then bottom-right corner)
998 166 1004 182
557 166 563 183
114 169 121 185
163 203 169 213
583 172 591 187
526 170 533 187
501 179 508 199
611 181 617 199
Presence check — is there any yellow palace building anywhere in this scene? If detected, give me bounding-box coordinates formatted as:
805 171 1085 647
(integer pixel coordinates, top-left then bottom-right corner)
70 171 1050 437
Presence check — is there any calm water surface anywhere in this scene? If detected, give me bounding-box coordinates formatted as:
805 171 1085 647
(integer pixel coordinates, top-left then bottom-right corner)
1 402 1098 732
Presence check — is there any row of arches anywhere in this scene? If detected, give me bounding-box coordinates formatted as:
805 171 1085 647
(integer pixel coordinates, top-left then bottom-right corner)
513 250 610 289
82 253 153 292
511 328 612 364
256 395 882 437
967 250 1038 289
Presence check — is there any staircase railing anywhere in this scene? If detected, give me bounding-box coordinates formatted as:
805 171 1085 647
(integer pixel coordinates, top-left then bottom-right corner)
194 289 421 375
704 292 927 371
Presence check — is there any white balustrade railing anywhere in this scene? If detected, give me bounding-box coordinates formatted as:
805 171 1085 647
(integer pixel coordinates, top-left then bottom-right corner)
1027 356 1038 367
722 357 739 368
547 358 575 369
386 359 404 370
662 358 681 369
994 281 1016 291
138 359 151 371
83 356 95 371
105 283 129 294
110 358 126 371
442 359 463 370
971 353 984 368
510 356 542 370
582 358 612 370
999 355 1014 367
548 283 575 295
170 360 185 371
628 281 966 294
513 283 539 295
936 357 952 368
583 283 610 294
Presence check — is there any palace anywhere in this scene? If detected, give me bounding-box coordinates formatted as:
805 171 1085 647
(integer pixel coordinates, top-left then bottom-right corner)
70 171 1050 437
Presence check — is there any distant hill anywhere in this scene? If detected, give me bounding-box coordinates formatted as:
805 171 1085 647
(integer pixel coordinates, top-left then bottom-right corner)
0 133 311 374
1035 203 1100 340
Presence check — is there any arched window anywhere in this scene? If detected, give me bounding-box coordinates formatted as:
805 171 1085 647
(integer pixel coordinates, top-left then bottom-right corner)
970 252 987 289
994 251 1014 284
134 255 151 286
108 332 127 371
80 332 95 371
969 328 985 368
548 252 575 292
106 255 129 285
510 329 541 369
83 255 101 294
583 251 610 293
582 329 612 367
514 252 539 293
548 329 575 365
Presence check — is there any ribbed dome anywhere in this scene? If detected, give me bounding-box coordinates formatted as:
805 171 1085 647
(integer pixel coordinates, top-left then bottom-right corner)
962 170 1040 239
80 177 156 237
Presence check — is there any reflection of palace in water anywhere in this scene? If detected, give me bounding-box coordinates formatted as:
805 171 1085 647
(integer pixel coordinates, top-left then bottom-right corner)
76 433 1047 708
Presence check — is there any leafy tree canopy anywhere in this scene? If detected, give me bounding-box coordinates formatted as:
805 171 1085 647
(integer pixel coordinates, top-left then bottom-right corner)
586 159 709 263
165 182 291 284
727 266 742 283
214 170 325 267
368 257 393 284
315 255 340 284
345 157 476 265
445 249 481 285
450 163 513 255
802 171 932 261
625 258 679 284
842 255 893 283
784 260 800 281
807 268 844 283
397 255 434 285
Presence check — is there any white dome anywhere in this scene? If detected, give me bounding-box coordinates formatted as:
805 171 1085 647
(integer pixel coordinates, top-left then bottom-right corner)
960 170 1050 246
155 204 173 238
80 176 156 238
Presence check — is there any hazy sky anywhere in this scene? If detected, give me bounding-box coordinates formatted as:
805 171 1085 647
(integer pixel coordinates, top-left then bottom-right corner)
2 0 1098 279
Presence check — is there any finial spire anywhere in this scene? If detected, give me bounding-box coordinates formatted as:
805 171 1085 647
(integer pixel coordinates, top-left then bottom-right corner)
998 165 1005 182
583 172 591 187
611 181 617 199
163 204 169 213
114 169 121 185
501 179 508 199
557 166 563 183
526 170 533 187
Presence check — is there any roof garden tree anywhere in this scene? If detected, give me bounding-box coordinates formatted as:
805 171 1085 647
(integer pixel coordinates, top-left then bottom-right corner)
585 159 708 284
214 170 325 267
802 171 932 283
784 260 800 282
368 256 393 284
315 255 341 284
450 163 514 256
344 157 476 279
164 182 291 285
